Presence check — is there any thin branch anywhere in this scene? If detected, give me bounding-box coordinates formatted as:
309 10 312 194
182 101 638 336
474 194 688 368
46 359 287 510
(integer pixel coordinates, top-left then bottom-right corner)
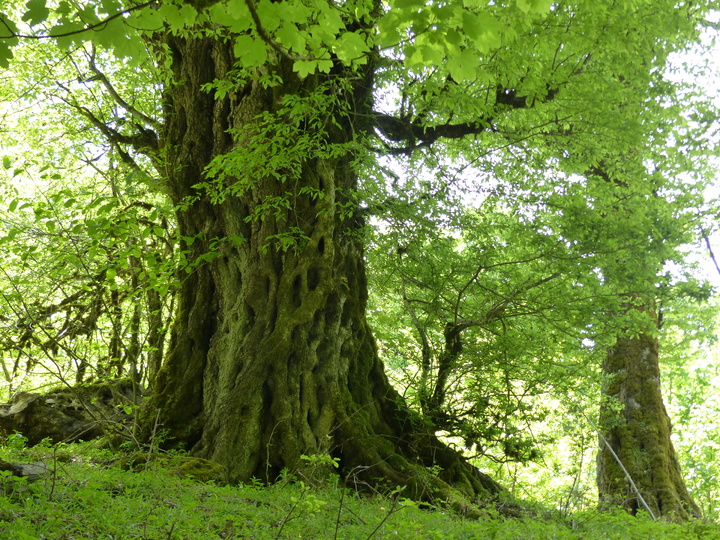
401 288 433 374
55 89 157 166
243 0 314 62
0 2 155 40
373 53 593 155
699 226 720 278
86 47 161 130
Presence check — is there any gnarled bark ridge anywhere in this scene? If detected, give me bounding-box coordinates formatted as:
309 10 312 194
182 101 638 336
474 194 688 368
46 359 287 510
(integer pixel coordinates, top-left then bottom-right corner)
142 35 501 507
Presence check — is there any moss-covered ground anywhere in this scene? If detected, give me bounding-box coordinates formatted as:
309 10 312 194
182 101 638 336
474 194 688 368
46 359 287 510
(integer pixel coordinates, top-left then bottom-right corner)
0 441 718 540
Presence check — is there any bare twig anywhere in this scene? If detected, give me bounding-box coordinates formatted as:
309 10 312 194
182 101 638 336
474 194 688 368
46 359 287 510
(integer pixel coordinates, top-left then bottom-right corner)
365 489 405 540
699 226 720 278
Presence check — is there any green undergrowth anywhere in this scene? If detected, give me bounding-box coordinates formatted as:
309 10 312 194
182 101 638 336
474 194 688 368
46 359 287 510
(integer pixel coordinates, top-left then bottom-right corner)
0 442 718 540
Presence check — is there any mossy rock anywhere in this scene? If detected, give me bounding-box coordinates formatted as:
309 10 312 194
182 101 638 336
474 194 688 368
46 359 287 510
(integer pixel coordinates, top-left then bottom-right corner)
169 457 226 484
0 379 141 446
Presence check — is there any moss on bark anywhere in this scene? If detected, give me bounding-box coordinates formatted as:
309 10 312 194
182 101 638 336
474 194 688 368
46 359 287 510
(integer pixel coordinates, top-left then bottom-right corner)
597 307 700 521
137 34 502 510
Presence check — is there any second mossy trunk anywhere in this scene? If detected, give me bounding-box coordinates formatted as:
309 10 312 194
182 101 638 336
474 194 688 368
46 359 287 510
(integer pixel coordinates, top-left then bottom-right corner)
597 309 700 520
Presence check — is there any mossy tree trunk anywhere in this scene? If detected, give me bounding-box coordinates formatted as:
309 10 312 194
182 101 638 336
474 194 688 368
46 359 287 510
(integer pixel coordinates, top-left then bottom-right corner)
143 35 500 505
597 304 700 520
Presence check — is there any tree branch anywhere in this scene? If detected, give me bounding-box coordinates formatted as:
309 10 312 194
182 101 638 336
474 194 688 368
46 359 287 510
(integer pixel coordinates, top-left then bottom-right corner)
59 94 158 157
0 2 155 40
86 48 161 130
699 226 720 278
373 85 560 155
243 0 313 62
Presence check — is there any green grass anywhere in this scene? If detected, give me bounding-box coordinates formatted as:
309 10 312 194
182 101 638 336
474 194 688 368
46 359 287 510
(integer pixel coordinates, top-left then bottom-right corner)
0 443 719 539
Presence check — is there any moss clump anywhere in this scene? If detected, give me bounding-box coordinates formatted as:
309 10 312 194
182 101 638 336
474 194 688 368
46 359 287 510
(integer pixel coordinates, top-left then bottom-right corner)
117 453 225 484
170 457 226 484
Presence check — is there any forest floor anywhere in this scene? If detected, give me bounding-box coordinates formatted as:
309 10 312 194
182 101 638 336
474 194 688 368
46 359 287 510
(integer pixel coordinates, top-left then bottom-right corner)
0 441 718 540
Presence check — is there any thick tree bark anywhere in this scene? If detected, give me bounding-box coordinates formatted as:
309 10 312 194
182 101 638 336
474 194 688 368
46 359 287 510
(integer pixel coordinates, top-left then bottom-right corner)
597 306 700 520
142 35 501 506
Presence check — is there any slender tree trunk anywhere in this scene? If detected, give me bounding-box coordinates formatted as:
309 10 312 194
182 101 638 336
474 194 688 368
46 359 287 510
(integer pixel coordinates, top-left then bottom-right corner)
105 288 123 378
597 305 700 520
124 256 142 383
144 286 166 386
143 35 500 506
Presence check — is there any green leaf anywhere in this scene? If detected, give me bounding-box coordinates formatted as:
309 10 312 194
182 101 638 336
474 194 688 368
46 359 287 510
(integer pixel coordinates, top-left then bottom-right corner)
51 21 87 49
101 0 123 14
282 1 313 24
97 202 117 215
129 6 164 31
206 0 251 33
516 0 532 13
0 45 15 69
91 17 130 54
333 31 369 64
447 48 478 82
375 12 402 49
315 58 333 73
223 0 250 21
517 0 553 13
462 12 502 53
179 4 198 25
55 0 71 14
410 35 446 66
293 60 316 78
256 0 281 33
444 28 463 48
276 23 306 53
156 3 195 33
313 4 344 42
392 0 425 9
234 35 268 67
22 0 49 26
0 13 19 68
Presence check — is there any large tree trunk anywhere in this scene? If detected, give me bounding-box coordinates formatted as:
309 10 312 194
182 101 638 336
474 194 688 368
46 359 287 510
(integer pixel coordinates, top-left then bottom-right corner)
597 306 700 520
142 35 500 506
